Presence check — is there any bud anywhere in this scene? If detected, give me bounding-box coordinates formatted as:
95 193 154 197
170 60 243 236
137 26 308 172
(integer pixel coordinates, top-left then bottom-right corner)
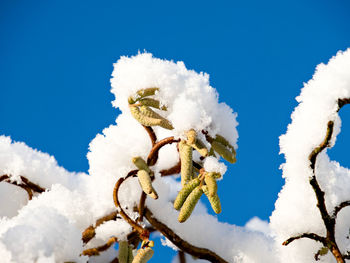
132 157 151 173
178 187 203 223
128 87 159 104
130 106 163 127
174 178 200 210
139 106 173 130
179 140 193 186
186 129 197 145
190 139 208 157
211 141 236 163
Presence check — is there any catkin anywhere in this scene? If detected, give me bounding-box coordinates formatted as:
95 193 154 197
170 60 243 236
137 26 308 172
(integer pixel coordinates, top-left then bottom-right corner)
128 246 134 263
118 241 129 263
211 141 236 163
186 129 197 145
202 185 221 214
132 157 151 173
132 247 154 263
190 139 208 157
174 178 200 210
179 140 193 187
178 187 203 223
130 106 163 127
137 170 158 199
204 173 217 196
139 98 167 110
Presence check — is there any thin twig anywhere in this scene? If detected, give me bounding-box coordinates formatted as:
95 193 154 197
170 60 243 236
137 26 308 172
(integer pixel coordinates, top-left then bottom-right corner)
144 208 228 263
138 192 147 222
160 161 181 176
82 237 118 256
178 250 186 263
332 201 350 219
113 176 149 240
282 233 327 246
82 211 118 244
147 137 180 166
143 125 157 146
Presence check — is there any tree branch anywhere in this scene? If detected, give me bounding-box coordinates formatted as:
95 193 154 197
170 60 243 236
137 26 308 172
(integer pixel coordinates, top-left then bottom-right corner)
160 161 181 176
143 125 157 146
332 201 350 219
144 208 228 263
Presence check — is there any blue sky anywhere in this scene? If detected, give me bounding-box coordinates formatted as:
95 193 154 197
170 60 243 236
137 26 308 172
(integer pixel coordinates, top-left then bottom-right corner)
1 0 350 261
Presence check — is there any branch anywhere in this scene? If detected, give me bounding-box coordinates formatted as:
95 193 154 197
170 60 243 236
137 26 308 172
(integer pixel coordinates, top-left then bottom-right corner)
147 137 180 166
144 208 228 263
82 237 118 256
82 211 118 244
282 233 327 246
178 250 186 263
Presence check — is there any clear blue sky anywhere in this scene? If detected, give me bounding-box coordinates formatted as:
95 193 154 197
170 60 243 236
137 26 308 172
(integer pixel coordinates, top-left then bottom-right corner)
1 0 350 261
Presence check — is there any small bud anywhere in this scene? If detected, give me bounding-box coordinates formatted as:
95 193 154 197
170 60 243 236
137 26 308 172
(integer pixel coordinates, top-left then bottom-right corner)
178 186 203 223
139 106 174 130
211 141 236 163
137 170 158 199
119 241 129 263
174 178 200 210
130 106 163 127
202 185 221 214
132 157 151 173
132 247 154 263
179 140 193 187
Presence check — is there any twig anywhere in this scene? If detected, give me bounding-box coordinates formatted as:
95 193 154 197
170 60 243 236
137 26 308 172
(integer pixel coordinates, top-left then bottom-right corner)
82 211 118 244
143 125 157 146
147 137 180 166
82 237 118 256
332 201 350 219
138 192 147 222
282 233 327 246
160 161 181 176
178 250 186 263
113 176 150 240
144 208 228 263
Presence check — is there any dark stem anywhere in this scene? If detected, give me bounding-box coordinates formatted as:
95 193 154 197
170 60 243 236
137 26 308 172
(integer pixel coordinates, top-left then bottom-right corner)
332 201 350 219
82 237 118 256
143 125 157 146
160 161 181 176
282 233 327 246
113 175 150 239
144 208 228 263
147 137 180 166
178 250 186 263
82 211 118 244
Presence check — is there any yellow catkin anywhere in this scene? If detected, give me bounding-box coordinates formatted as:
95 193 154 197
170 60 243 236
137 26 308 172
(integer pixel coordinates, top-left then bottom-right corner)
207 172 221 179
174 178 200 210
130 106 163 127
204 173 217 196
137 170 158 199
190 139 208 157
132 247 154 263
128 246 134 263
211 141 236 163
179 140 193 187
186 129 197 145
202 185 221 214
178 187 203 223
139 106 173 130
118 241 129 263
132 157 151 173
139 98 167 110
